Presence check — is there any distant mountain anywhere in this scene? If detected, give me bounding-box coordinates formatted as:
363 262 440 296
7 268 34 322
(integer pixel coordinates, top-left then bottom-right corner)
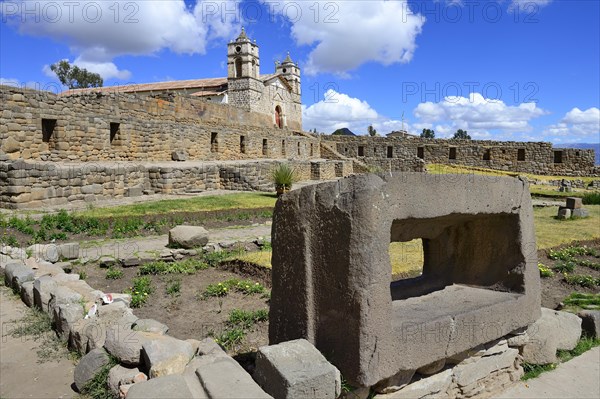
331 127 356 136
560 143 600 165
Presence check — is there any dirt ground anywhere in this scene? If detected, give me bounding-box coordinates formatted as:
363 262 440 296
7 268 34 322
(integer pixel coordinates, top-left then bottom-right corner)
0 286 77 399
537 238 600 309
84 260 271 355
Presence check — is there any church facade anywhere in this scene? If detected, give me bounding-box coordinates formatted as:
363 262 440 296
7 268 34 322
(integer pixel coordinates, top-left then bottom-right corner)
63 28 303 130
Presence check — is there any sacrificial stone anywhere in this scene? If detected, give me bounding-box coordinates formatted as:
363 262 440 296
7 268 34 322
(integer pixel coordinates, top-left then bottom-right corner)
269 173 541 388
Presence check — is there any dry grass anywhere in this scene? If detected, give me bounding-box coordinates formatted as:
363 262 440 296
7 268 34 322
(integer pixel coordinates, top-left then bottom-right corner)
534 205 600 249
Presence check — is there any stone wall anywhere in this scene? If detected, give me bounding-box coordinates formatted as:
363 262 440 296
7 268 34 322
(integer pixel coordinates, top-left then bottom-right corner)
0 86 314 162
323 136 598 176
0 159 343 209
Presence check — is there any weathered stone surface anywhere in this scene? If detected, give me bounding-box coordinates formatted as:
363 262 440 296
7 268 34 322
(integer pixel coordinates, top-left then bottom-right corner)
557 208 572 220
125 374 197 399
551 308 582 350
57 243 80 260
507 331 529 347
74 348 110 392
104 324 152 366
374 370 415 394
196 356 272 399
2 136 20 153
417 359 446 376
171 150 188 161
168 226 209 249
378 369 452 399
521 308 580 364
4 262 34 290
54 302 84 340
196 338 227 357
572 208 590 218
270 174 541 387
20 281 34 307
33 275 58 312
566 197 582 209
255 339 340 399
453 348 519 387
579 310 600 339
27 244 59 262
49 285 83 314
107 365 147 397
142 335 195 378
133 319 169 335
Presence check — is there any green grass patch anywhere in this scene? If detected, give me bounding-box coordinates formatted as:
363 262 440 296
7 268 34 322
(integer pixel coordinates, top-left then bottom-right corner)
563 274 600 288
138 259 209 276
126 276 153 308
105 268 123 280
534 206 600 249
213 309 269 350
166 279 181 297
76 192 277 218
199 278 267 300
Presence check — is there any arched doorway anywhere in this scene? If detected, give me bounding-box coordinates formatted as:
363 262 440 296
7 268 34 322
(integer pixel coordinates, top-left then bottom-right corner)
275 106 282 129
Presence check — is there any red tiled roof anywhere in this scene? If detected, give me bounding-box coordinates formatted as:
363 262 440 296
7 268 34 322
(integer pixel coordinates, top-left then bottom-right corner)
60 77 228 96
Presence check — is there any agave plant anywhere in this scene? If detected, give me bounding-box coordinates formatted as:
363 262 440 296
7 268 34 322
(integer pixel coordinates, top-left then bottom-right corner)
272 163 297 196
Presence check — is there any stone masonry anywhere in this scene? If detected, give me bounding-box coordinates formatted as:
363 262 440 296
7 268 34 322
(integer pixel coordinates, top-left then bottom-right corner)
270 173 541 388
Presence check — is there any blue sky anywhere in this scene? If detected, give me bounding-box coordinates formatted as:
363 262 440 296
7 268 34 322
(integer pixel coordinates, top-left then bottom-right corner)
1 0 599 143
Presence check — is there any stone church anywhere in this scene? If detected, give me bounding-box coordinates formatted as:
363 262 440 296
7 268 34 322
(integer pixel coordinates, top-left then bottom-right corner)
63 28 303 130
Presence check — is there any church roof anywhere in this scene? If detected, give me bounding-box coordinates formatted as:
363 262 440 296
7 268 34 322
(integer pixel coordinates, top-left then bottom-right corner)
60 77 228 96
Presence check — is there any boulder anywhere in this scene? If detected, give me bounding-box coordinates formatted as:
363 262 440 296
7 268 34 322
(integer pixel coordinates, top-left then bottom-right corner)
522 308 581 364
20 281 34 307
578 310 600 339
171 150 188 161
33 275 58 312
566 197 582 209
107 364 147 397
572 208 589 218
557 208 571 220
54 303 84 340
74 348 111 392
254 339 341 398
552 308 582 350
27 244 59 263
57 243 80 260
196 356 271 399
4 262 34 290
168 226 209 249
104 324 152 366
125 374 198 399
133 319 169 335
142 335 195 378
378 369 452 399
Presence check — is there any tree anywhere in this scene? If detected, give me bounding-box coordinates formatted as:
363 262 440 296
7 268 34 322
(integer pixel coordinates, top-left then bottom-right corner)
453 129 471 140
367 125 377 137
420 128 435 138
50 60 103 89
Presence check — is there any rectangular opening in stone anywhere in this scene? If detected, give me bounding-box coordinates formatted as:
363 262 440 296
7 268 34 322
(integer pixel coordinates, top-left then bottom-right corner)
262 139 268 156
389 239 424 282
282 140 286 156
518 148 526 161
387 146 393 158
297 142 301 155
240 135 246 153
110 122 120 144
211 132 218 153
310 143 314 157
554 150 563 163
389 213 525 301
42 118 56 143
358 146 365 157
483 149 491 161
417 147 424 159
449 147 457 160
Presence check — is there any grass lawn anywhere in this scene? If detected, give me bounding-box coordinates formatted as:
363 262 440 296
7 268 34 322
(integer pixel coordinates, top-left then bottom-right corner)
77 192 278 218
231 206 600 275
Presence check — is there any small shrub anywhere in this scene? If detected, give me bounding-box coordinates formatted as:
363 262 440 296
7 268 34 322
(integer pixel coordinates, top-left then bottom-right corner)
201 282 229 299
166 279 181 297
105 268 123 280
553 261 576 273
138 259 205 275
214 327 245 350
126 276 153 308
538 263 554 278
228 309 268 329
582 191 600 205
272 163 297 193
1 234 19 247
578 259 600 270
199 278 266 299
563 273 600 288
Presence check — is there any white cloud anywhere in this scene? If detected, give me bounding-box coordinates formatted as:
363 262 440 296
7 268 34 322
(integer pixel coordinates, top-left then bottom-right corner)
413 93 547 138
509 0 552 12
302 89 379 133
1 0 240 80
544 107 600 142
265 1 425 75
